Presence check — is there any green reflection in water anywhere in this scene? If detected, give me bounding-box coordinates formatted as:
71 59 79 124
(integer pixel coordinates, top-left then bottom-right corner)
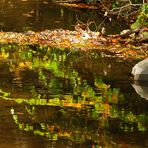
0 43 147 146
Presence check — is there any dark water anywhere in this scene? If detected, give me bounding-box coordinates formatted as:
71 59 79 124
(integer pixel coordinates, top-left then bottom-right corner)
0 0 147 147
0 0 128 34
0 44 147 148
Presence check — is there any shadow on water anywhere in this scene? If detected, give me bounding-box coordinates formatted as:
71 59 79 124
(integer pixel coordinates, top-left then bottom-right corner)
0 44 147 148
0 0 128 33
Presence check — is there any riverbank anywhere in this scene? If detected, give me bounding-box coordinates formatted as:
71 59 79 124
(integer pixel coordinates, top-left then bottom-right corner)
0 29 147 60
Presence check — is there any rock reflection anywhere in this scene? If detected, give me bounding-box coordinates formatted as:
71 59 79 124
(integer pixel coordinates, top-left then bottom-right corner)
132 81 148 100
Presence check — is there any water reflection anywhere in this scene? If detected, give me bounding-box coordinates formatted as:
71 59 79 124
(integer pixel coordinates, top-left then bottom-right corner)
132 81 148 100
0 0 128 33
0 44 147 147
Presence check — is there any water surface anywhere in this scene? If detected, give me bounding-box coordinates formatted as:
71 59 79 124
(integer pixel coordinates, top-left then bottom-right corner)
0 1 147 147
0 0 128 33
0 44 147 148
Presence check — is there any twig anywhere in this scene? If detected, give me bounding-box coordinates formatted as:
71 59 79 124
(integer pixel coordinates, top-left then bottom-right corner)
110 3 141 12
99 0 109 11
75 14 97 31
95 17 107 31
76 14 85 25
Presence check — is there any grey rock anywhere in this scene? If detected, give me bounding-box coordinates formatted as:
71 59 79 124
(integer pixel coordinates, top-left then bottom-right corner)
131 58 148 81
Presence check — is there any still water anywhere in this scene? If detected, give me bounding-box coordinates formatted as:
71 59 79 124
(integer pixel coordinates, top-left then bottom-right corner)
0 0 148 148
0 44 147 148
0 0 128 34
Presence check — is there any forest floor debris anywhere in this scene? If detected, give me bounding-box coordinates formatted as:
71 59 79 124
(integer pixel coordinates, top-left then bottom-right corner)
0 29 147 60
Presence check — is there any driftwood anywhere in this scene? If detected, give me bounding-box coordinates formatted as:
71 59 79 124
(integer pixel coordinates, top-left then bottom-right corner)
120 28 148 43
120 28 141 38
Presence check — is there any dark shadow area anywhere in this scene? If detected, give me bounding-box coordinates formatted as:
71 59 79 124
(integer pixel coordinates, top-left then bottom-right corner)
0 0 129 33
